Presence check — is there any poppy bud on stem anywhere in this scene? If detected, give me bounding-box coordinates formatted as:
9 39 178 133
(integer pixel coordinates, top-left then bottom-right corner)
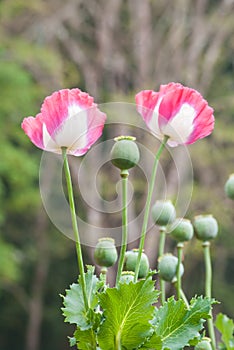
195 338 213 350
194 214 218 350
152 200 176 304
124 249 149 278
94 236 117 286
111 136 140 286
224 174 234 200
169 218 194 300
119 271 135 284
94 237 118 276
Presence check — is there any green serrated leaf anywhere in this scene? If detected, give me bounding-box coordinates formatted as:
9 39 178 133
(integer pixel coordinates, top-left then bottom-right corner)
61 265 103 330
145 296 212 350
140 332 162 349
69 336 77 347
97 277 160 350
215 313 234 350
74 327 97 350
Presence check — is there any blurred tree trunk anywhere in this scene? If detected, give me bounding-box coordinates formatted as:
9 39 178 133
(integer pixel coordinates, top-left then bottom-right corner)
25 207 49 350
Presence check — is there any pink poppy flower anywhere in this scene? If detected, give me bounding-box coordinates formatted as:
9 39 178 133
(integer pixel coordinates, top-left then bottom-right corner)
135 82 214 147
22 89 106 156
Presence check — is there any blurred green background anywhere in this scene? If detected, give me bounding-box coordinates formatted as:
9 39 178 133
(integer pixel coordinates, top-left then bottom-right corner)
1 1 234 349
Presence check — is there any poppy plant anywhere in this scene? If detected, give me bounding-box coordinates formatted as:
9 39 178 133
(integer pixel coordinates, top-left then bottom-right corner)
22 88 106 156
135 82 214 147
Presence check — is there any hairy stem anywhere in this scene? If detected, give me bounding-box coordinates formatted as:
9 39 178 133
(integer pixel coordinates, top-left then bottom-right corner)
176 242 184 300
116 170 129 286
62 148 89 311
180 287 189 309
134 136 168 282
203 241 216 350
159 227 166 304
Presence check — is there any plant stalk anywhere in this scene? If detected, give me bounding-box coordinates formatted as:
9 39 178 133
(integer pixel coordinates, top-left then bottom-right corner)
116 170 129 286
62 148 89 311
176 242 184 300
134 136 168 282
173 281 189 308
179 288 189 308
159 226 166 304
203 241 216 350
100 266 107 286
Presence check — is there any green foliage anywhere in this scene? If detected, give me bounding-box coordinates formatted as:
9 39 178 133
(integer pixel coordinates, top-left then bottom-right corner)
73 328 97 350
61 265 103 330
63 278 214 350
97 277 160 349
143 296 213 350
141 333 163 349
0 59 42 223
1 0 234 349
215 313 234 350
0 238 21 283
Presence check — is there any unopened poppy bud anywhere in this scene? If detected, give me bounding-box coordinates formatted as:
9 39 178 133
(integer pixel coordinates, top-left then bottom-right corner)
124 249 149 278
94 238 118 267
151 200 176 227
111 136 140 170
119 271 135 284
169 218 194 242
194 338 212 350
158 254 184 282
224 174 234 200
193 215 218 241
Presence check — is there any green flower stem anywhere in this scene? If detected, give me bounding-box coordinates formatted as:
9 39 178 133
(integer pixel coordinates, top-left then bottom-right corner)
116 170 129 286
176 242 184 300
100 266 107 286
159 227 166 304
134 136 168 282
62 147 89 311
173 281 189 308
179 287 189 309
203 241 216 350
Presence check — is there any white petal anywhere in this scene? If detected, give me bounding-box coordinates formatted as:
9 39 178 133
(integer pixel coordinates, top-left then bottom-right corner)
148 98 163 139
43 123 61 153
162 103 196 145
42 104 89 154
54 104 88 151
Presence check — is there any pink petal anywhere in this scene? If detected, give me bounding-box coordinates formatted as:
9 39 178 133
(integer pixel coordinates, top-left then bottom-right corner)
135 83 184 135
158 86 194 123
135 90 160 125
22 88 106 155
136 83 214 146
158 87 214 144
21 115 44 149
158 82 183 95
40 89 94 136
186 96 214 144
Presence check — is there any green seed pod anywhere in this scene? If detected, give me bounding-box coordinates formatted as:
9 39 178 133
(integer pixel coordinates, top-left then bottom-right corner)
124 249 149 278
158 254 184 282
119 271 135 284
169 218 194 242
224 174 234 200
111 136 140 170
151 200 176 227
194 338 212 350
193 215 218 241
94 238 118 267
